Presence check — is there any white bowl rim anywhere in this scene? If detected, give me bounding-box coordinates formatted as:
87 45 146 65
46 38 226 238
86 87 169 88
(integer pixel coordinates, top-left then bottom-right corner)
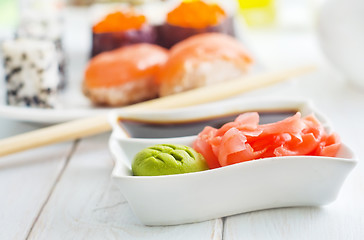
108 97 358 180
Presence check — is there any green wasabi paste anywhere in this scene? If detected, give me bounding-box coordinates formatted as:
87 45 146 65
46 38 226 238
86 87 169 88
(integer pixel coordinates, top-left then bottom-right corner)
132 144 209 176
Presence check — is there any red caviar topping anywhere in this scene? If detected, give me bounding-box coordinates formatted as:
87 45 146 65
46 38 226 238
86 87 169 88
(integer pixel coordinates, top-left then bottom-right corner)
93 11 146 33
167 1 226 28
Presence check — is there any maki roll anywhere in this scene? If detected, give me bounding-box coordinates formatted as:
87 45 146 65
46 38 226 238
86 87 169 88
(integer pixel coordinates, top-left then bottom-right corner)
2 39 60 108
16 11 67 89
83 43 168 106
157 0 235 49
157 33 253 97
16 12 62 43
91 10 157 57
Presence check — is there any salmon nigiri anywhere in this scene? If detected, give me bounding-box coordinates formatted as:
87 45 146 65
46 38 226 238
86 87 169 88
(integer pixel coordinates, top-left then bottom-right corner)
83 43 168 106
157 33 253 97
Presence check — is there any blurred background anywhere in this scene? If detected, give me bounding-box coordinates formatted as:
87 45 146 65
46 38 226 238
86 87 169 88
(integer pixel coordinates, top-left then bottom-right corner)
0 0 327 32
1 0 363 99
0 0 330 67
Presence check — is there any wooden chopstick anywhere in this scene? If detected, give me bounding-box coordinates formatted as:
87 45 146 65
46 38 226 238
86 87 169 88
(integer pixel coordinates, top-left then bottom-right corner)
0 65 316 157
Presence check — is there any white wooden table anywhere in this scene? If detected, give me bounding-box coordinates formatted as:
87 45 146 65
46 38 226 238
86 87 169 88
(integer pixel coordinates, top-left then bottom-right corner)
1 11 364 240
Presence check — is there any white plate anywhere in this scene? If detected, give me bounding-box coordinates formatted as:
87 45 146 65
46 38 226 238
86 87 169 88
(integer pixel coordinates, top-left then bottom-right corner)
0 8 257 124
0 90 112 124
108 99 357 226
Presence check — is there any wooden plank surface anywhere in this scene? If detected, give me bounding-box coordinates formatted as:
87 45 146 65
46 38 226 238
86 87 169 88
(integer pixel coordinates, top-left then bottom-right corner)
0 119 75 240
27 134 223 240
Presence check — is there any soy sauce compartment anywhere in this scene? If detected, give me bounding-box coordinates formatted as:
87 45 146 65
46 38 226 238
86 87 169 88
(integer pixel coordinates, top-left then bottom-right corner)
119 111 297 138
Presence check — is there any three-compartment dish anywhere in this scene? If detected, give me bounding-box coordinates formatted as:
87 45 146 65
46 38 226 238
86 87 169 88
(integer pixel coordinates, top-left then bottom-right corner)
108 99 357 225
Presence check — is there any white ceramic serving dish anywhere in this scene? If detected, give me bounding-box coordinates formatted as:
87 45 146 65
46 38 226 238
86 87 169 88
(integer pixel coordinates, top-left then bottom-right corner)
108 99 357 226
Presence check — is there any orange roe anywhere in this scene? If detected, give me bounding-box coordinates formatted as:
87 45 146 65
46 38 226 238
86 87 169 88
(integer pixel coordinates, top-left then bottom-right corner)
93 11 146 33
167 1 226 28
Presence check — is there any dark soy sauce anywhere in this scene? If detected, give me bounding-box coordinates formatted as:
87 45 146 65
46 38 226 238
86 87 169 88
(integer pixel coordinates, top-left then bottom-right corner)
119 111 297 139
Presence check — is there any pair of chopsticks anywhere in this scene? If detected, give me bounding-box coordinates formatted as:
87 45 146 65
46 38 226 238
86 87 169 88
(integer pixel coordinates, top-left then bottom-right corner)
0 65 316 157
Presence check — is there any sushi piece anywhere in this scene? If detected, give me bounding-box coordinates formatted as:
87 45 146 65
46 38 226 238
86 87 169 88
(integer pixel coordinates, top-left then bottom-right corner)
157 33 253 97
91 10 157 57
157 0 235 49
16 11 66 89
2 39 60 108
16 11 62 43
83 43 168 106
